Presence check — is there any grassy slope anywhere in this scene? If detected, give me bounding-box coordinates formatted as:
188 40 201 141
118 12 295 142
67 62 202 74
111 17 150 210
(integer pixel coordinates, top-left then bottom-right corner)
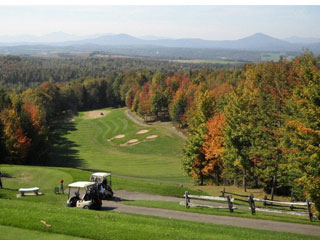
0 199 318 240
1 165 316 239
58 108 188 182
0 165 202 205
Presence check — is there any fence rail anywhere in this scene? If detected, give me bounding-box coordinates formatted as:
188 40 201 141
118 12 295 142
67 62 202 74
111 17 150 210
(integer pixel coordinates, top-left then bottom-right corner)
253 198 310 206
184 191 235 213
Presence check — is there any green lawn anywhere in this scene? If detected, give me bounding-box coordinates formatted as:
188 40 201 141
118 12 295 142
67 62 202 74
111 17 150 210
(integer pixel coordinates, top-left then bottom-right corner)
0 199 318 240
0 225 89 240
1 145 320 239
0 165 203 205
49 108 188 182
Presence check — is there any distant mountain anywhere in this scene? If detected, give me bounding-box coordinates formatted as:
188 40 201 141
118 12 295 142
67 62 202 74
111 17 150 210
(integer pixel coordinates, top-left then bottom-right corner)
63 32 309 52
80 33 145 45
230 33 294 51
0 32 319 54
284 36 320 44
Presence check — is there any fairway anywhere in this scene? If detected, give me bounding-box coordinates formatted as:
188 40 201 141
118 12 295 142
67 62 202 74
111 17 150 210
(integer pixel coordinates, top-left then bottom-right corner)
51 108 188 182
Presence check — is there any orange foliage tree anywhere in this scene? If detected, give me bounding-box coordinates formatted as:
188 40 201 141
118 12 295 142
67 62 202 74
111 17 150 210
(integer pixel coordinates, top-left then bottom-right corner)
202 113 225 185
1 108 32 163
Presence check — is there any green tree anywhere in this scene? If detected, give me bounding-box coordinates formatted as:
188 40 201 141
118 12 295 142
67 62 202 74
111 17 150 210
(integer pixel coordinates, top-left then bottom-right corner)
150 90 168 119
223 87 257 192
183 90 215 185
284 53 320 216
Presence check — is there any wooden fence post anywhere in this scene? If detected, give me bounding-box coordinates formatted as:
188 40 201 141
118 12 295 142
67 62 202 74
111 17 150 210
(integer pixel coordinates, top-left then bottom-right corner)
307 200 312 222
263 195 267 207
185 191 190 209
221 188 225 197
248 194 256 215
227 195 233 213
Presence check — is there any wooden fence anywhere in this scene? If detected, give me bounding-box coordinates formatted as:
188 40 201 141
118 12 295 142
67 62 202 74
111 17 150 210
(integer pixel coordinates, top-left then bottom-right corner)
184 191 236 213
183 189 314 221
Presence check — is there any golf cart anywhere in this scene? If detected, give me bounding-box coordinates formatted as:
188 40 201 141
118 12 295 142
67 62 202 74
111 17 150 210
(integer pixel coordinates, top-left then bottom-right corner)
66 181 102 210
90 172 113 199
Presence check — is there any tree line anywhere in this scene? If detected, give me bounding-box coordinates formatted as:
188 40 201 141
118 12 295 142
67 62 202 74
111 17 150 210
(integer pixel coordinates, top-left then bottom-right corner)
0 55 238 91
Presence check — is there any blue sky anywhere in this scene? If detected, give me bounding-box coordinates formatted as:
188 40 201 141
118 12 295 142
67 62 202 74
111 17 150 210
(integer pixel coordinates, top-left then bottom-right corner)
0 6 319 39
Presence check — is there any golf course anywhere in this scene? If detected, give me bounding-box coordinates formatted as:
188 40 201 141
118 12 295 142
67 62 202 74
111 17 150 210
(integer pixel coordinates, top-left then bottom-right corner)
0 108 320 239
49 108 187 182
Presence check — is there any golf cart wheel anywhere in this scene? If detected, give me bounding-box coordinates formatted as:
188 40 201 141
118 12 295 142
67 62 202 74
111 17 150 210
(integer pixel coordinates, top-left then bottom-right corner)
67 197 79 207
83 205 89 209
104 189 114 199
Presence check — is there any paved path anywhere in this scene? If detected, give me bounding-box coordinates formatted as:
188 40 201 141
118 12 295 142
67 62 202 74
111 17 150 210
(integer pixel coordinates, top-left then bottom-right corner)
124 109 188 140
102 190 320 237
114 190 246 209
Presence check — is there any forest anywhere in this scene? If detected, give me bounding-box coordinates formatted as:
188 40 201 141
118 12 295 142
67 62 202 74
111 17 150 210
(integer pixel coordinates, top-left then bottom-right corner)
0 53 319 216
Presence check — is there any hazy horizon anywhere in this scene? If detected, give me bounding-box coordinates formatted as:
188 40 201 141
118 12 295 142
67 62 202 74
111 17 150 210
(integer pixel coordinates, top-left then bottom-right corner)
0 6 319 41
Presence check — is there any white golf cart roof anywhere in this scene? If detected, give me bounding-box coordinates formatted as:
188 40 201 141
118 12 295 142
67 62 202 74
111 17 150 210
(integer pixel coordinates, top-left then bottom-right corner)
91 172 111 177
68 181 96 188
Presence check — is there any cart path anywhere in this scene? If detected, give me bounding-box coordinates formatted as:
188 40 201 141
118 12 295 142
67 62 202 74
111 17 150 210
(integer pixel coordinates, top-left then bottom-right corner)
101 190 320 237
114 190 249 210
124 109 188 140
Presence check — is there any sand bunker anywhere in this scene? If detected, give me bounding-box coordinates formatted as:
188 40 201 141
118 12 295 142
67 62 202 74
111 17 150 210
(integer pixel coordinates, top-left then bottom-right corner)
108 134 125 141
127 139 139 144
114 134 125 139
136 129 149 134
84 110 110 119
146 135 158 139
120 139 140 146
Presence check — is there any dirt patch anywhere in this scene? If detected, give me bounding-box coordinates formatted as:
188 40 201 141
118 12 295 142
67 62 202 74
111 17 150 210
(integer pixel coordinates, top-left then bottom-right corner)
19 173 33 183
84 110 110 119
136 129 149 134
146 135 158 139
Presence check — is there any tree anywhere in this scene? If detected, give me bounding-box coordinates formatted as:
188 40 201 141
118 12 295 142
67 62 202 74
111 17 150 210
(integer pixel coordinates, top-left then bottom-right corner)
223 87 257 192
169 88 188 127
202 113 225 185
0 88 11 162
284 53 320 216
150 90 168 119
182 90 216 185
1 108 32 163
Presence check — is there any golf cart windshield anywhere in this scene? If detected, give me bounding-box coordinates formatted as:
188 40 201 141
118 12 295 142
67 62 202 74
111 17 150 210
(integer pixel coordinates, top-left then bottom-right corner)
90 172 111 185
67 181 96 199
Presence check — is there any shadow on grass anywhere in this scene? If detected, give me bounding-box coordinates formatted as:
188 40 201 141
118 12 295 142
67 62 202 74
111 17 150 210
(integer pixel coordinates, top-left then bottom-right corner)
101 206 118 211
46 112 84 168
